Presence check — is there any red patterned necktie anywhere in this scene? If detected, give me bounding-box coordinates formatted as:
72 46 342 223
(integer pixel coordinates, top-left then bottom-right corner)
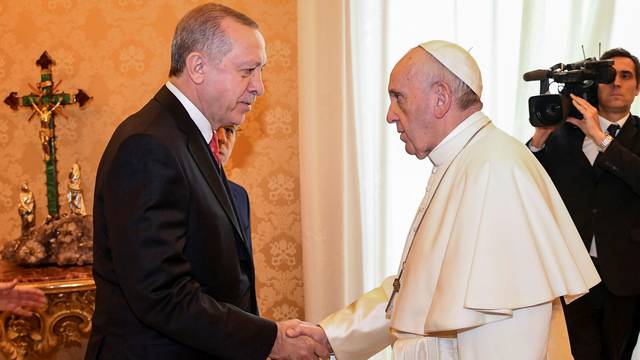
209 138 221 167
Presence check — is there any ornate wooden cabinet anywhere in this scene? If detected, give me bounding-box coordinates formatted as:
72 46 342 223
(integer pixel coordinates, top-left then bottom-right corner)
0 265 94 360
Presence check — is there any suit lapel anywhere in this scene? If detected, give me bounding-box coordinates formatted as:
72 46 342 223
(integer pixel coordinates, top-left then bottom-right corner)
153 86 247 249
563 124 592 169
594 115 639 180
616 115 640 150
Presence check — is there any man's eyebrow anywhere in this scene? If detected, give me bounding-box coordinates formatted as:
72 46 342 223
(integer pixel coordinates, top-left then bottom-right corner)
239 60 266 68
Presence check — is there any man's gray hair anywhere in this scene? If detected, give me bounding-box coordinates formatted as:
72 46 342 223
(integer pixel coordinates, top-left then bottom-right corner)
169 3 258 77
419 50 480 110
450 74 481 110
429 64 480 110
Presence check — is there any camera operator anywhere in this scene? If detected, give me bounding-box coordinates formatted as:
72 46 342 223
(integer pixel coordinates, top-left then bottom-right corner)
528 48 640 360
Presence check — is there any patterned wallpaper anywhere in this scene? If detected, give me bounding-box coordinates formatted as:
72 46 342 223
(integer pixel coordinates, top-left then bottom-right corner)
0 0 302 324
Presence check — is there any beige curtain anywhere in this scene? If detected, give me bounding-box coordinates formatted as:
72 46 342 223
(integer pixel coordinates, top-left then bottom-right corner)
298 0 365 322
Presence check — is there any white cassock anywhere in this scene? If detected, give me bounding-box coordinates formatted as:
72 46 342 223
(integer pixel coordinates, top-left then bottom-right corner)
319 111 600 360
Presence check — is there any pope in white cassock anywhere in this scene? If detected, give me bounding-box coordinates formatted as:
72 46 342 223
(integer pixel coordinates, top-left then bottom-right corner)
289 40 602 359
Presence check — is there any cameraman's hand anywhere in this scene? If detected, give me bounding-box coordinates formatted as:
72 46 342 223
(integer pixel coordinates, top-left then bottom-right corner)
567 94 606 144
531 126 556 149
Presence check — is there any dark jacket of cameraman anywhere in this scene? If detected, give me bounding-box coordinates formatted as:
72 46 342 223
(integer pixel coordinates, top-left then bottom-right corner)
532 116 640 295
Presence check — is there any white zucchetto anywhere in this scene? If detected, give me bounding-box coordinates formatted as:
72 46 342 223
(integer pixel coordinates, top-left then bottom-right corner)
419 40 483 97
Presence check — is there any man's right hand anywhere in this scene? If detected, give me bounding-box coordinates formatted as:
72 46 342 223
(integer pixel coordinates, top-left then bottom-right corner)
530 126 556 149
270 319 331 360
0 279 47 316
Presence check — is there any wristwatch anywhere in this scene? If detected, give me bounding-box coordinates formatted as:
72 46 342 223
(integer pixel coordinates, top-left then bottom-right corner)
598 134 614 152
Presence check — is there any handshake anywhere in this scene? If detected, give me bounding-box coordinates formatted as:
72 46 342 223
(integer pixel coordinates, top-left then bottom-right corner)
269 319 333 360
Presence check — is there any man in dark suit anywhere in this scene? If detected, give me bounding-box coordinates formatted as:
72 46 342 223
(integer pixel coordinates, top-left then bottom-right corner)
216 125 252 254
86 3 329 359
529 48 640 360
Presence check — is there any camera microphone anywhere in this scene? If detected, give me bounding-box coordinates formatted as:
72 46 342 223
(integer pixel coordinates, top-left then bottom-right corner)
523 69 552 81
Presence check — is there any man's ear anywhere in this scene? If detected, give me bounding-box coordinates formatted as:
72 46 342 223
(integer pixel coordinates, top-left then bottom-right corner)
432 81 452 119
185 52 207 85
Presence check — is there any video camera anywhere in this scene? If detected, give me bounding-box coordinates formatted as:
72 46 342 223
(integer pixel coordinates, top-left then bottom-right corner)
523 58 616 127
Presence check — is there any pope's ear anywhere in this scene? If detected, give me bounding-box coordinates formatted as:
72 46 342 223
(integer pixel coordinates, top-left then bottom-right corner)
432 81 452 118
185 52 207 84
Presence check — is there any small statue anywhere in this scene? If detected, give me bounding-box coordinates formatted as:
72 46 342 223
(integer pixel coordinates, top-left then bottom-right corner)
32 99 61 128
67 162 87 216
33 100 61 161
18 183 35 236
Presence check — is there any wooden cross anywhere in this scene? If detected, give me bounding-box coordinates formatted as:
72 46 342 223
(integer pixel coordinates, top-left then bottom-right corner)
4 51 91 220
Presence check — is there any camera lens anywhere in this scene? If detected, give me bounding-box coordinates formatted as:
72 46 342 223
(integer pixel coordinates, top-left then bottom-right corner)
529 94 566 127
545 103 561 118
536 102 562 126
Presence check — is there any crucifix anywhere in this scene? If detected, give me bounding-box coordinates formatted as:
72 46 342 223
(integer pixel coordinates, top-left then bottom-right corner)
4 51 91 220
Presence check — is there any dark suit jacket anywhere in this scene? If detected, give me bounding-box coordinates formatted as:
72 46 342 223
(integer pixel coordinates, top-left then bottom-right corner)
86 86 276 359
229 181 252 254
532 115 640 295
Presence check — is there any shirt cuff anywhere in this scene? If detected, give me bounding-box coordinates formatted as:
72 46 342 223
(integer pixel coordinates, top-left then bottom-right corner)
527 141 545 152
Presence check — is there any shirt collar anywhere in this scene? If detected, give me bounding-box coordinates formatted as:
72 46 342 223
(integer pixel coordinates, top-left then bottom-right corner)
598 112 630 132
428 111 490 167
165 81 214 144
